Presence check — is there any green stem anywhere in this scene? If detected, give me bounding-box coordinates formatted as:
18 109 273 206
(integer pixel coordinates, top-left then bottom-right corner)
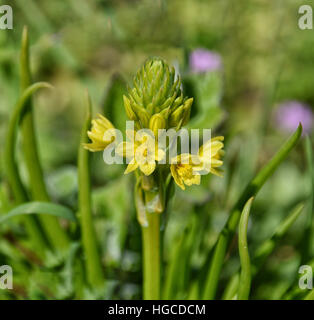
20 26 69 251
142 212 161 300
78 92 104 288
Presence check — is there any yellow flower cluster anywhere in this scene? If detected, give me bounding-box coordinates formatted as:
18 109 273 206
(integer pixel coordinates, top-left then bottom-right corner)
116 130 165 176
84 116 224 190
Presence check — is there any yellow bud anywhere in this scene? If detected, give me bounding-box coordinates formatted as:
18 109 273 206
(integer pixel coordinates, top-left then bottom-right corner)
123 95 137 120
168 105 184 127
181 98 193 126
149 113 166 137
137 109 150 128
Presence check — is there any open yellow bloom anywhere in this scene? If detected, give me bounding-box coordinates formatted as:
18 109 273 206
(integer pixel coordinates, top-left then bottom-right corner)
116 130 165 176
170 154 201 190
198 136 224 176
84 114 115 152
170 136 224 190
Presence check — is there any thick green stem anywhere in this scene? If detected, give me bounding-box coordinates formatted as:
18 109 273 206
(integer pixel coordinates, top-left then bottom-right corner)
142 212 161 300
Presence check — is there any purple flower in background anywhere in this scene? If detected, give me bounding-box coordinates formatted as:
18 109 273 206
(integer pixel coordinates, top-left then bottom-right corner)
276 101 313 134
189 49 222 73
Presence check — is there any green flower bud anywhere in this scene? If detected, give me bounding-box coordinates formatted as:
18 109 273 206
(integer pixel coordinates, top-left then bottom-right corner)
128 59 179 113
149 113 166 137
126 57 192 129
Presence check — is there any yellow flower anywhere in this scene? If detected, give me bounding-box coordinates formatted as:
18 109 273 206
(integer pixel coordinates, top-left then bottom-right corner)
84 114 116 152
198 136 224 177
116 130 165 176
170 136 224 190
170 154 201 190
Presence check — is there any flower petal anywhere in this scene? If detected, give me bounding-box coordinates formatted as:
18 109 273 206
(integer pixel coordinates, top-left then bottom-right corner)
139 162 156 176
170 164 185 190
124 161 138 174
210 168 223 177
184 175 201 186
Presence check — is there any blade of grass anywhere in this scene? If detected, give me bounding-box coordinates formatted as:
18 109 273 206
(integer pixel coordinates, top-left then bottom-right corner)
163 211 199 299
223 202 304 300
163 233 185 299
304 289 314 300
4 82 52 256
0 201 76 224
202 124 302 299
20 27 70 251
78 92 104 288
301 136 314 263
254 203 304 266
237 197 253 300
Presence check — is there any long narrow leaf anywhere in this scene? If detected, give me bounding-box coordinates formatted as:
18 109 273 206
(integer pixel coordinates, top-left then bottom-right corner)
202 124 302 299
301 136 314 263
223 202 304 300
20 26 70 251
78 92 104 288
0 201 76 224
304 289 314 300
4 81 52 255
237 197 253 300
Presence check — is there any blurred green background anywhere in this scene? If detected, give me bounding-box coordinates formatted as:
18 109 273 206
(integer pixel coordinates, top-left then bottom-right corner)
0 0 313 299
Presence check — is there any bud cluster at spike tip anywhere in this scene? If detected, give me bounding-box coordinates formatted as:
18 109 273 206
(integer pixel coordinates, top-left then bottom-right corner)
123 58 193 131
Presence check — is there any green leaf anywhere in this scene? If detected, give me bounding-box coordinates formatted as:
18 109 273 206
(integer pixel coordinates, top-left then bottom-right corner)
4 82 52 204
254 203 304 266
20 26 70 251
304 289 314 300
202 124 302 299
222 202 304 300
3 81 52 256
301 136 314 263
237 197 253 300
0 202 76 225
78 91 104 288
